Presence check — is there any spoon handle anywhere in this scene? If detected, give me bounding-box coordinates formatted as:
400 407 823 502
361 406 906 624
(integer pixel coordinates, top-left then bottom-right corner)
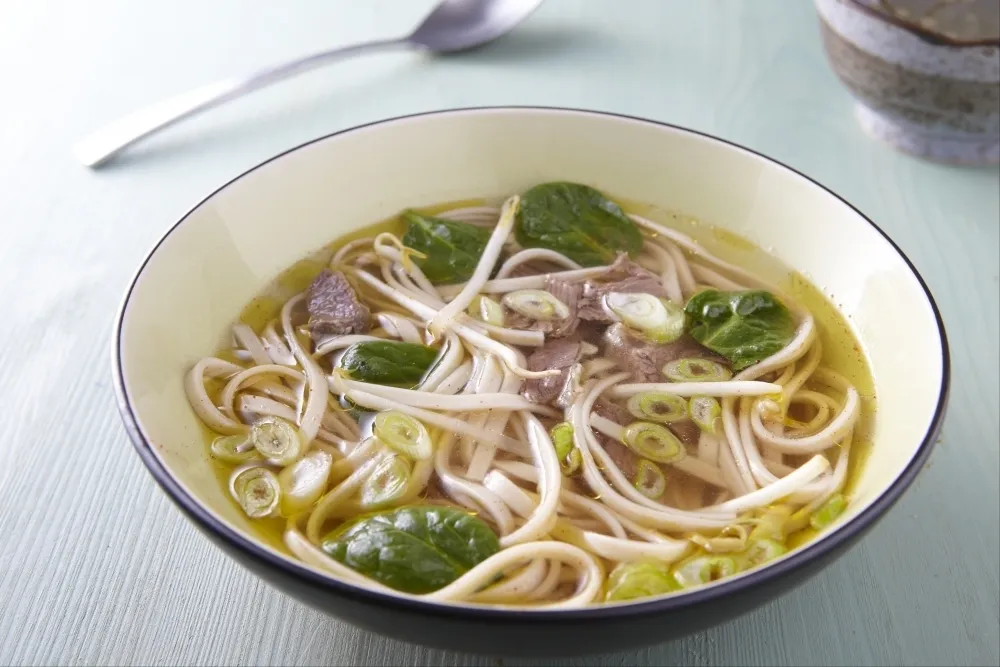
74 38 405 168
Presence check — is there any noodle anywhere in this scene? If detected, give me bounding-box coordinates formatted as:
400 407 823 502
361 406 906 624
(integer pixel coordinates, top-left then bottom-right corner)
186 185 867 608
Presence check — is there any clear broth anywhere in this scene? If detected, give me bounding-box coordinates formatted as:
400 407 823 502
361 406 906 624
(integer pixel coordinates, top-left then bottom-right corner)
209 196 876 554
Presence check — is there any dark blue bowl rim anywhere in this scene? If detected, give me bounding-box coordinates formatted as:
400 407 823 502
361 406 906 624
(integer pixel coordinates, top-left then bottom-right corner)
111 106 950 623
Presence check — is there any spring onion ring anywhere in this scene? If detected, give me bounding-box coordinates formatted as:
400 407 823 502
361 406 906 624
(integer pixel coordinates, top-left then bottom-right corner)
627 392 688 423
250 416 303 466
622 422 686 464
633 459 667 499
373 411 433 460
663 358 732 383
210 434 257 464
672 555 738 588
605 292 684 343
360 455 412 509
689 396 722 434
502 289 570 321
231 466 280 518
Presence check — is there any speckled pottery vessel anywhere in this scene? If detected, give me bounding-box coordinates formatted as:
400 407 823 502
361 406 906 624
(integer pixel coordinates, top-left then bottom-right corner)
815 0 1000 165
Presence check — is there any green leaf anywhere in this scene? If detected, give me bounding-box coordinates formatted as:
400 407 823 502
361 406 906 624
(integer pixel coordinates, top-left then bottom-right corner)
809 493 847 530
514 182 644 267
401 211 492 284
321 505 500 594
684 289 796 371
339 341 440 387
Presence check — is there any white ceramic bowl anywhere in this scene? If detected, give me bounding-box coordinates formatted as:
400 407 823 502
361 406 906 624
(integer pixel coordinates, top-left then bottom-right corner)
114 107 948 656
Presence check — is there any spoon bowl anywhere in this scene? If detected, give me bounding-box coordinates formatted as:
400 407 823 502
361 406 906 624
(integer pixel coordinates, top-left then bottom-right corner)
410 0 544 52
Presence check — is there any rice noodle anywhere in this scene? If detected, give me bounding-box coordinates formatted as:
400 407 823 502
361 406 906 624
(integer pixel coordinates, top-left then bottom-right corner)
640 241 684 304
184 358 246 434
550 521 689 564
428 196 519 339
350 268 557 378
424 541 603 609
187 189 867 610
434 432 515 535
337 378 558 415
466 366 522 481
495 248 583 279
418 332 465 392
495 414 562 548
609 381 781 398
375 312 423 344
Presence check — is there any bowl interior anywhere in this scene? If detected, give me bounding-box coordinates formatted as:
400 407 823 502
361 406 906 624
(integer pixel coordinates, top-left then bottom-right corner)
117 108 945 605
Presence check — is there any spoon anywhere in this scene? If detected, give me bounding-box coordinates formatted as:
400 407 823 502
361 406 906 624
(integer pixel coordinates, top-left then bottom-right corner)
74 0 544 168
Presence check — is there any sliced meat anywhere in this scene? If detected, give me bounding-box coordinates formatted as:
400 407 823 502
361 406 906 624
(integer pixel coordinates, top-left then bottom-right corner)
602 323 728 383
590 398 699 493
594 397 632 426
669 419 702 447
521 337 583 405
577 254 670 322
599 436 641 480
306 270 371 338
592 397 699 464
504 278 582 338
591 399 641 480
544 277 582 337
575 320 609 348
503 255 666 335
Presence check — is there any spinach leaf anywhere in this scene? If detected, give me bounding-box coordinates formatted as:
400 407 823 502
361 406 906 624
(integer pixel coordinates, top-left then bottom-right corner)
339 341 440 387
514 182 644 267
401 211 492 284
322 505 500 594
684 289 795 371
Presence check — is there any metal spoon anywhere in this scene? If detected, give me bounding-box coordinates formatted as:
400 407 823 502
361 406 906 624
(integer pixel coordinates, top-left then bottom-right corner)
74 0 544 168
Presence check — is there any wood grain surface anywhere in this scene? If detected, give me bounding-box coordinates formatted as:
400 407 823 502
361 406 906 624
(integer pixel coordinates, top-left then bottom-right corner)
0 1 997 665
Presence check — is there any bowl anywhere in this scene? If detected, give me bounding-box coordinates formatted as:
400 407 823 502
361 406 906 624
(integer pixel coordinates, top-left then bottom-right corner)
113 107 949 656
815 0 1000 165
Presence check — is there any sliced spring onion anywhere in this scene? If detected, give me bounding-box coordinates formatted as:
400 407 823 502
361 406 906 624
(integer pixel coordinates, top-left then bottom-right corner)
672 555 738 589
662 358 732 383
501 289 570 321
749 504 793 542
605 560 678 602
210 434 257 464
466 294 506 327
550 422 574 460
360 455 411 509
250 416 303 466
622 422 686 464
373 410 433 460
687 524 748 553
231 466 280 518
563 448 582 475
605 292 684 343
633 459 666 499
278 449 334 516
810 494 847 530
786 506 812 534
627 392 688 423
550 422 581 475
740 538 787 569
689 396 721 434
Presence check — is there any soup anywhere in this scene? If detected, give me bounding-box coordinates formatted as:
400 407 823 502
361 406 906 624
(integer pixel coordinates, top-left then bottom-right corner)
185 182 874 607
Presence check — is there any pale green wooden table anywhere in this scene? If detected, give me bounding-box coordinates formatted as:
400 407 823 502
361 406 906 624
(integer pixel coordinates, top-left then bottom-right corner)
1 1 997 665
